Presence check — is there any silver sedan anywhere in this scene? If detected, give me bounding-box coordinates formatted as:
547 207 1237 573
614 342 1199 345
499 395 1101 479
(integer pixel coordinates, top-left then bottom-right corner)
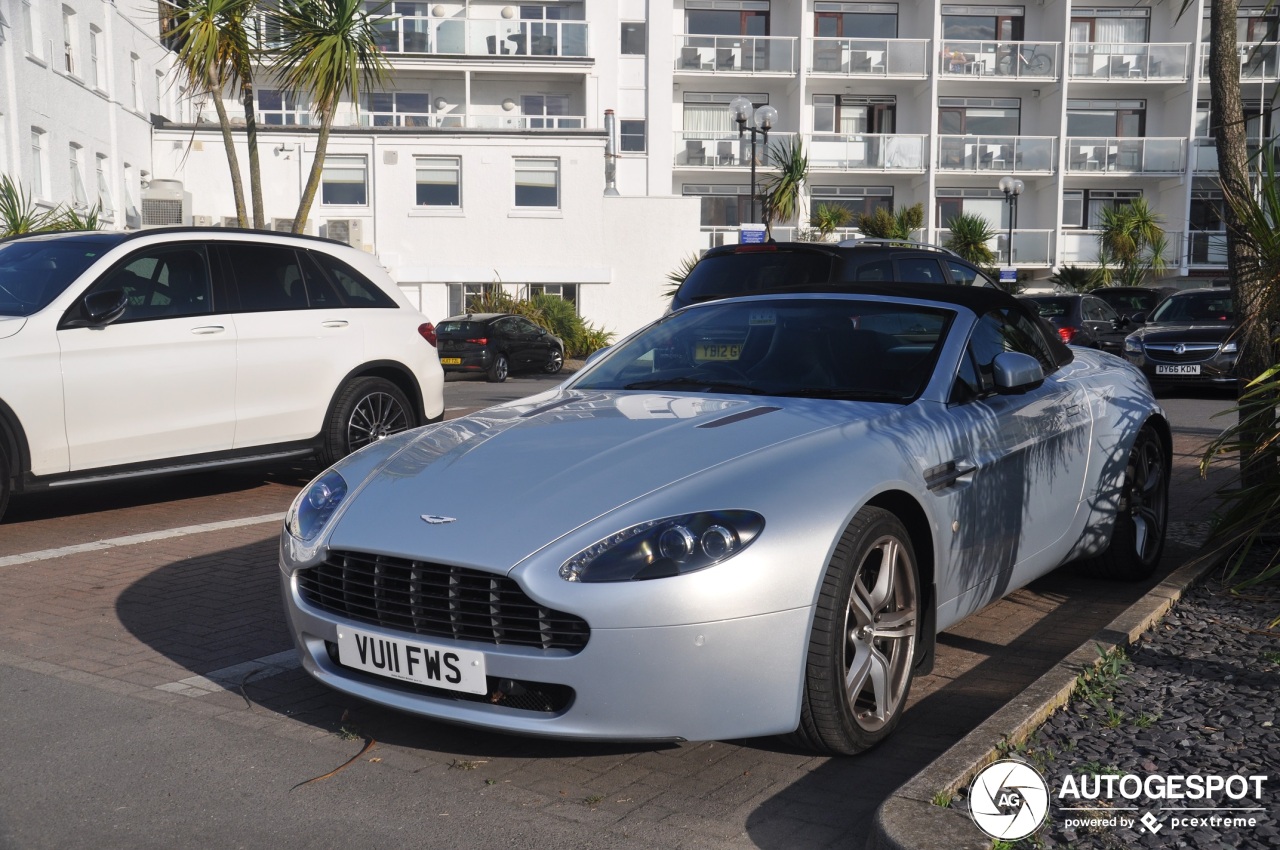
280 283 1169 755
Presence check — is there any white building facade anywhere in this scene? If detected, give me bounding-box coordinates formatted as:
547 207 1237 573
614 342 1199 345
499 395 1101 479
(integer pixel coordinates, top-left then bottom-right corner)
4 1 1276 335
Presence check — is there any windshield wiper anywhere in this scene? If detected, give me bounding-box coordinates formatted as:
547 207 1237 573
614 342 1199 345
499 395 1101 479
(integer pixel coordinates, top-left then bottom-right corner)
773 388 907 402
623 377 763 394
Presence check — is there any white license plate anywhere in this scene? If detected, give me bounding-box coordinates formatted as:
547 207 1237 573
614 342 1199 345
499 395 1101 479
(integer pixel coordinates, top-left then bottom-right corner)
337 629 487 695
1156 364 1201 375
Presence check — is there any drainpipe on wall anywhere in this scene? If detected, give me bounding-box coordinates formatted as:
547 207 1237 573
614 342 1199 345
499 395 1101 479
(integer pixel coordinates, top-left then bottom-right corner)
604 109 620 196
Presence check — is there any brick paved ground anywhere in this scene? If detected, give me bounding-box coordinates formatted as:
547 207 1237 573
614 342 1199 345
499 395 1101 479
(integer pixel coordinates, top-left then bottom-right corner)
0 428 1223 849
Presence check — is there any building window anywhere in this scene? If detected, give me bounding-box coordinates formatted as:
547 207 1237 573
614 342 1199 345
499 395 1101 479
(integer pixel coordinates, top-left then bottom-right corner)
1061 189 1141 228
686 1 770 36
258 89 310 125
619 120 646 152
69 144 87 206
62 5 77 75
935 188 1006 229
938 97 1021 135
811 185 893 220
448 283 502 317
22 1 41 58
814 95 896 134
621 21 647 54
514 158 559 208
815 4 898 38
321 156 368 205
941 5 1023 40
30 128 47 198
683 184 753 227
415 156 460 207
89 26 103 89
520 95 580 129
123 163 140 227
529 284 578 308
683 91 770 134
130 54 143 111
1071 8 1149 45
95 154 112 209
1066 100 1146 137
364 92 431 127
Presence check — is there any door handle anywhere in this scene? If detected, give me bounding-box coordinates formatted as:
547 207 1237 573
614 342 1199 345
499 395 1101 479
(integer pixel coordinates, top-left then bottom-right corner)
924 459 977 492
321 320 350 328
190 325 225 335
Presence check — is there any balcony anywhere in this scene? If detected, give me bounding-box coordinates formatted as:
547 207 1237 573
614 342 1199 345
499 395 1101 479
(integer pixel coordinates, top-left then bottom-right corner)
674 35 798 75
938 41 1058 80
675 131 797 168
936 136 1056 173
368 16 589 58
1065 138 1185 174
809 38 930 77
1191 137 1280 173
1198 42 1280 81
1066 43 1190 81
358 113 586 130
1187 231 1228 268
1059 230 1182 266
807 134 927 172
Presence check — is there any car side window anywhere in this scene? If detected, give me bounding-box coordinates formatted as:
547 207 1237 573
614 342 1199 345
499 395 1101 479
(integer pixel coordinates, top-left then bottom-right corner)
895 257 944 283
852 259 893 281
515 318 542 336
952 308 1057 402
945 261 979 286
1094 299 1119 322
309 251 396 308
224 244 309 312
492 317 519 337
90 246 213 323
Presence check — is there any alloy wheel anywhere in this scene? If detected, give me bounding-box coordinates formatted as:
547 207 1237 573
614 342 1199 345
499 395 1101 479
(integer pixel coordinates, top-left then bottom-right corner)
843 534 918 732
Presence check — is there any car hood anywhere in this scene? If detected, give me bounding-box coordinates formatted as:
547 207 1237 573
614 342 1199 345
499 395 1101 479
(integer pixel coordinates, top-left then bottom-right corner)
327 390 892 571
1133 322 1233 343
0 316 27 339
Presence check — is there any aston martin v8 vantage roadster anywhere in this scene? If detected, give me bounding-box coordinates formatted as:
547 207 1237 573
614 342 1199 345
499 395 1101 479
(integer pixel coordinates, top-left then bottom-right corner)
280 281 1170 755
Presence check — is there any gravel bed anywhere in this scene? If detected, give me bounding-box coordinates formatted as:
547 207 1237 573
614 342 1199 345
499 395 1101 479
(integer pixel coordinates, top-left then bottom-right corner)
956 553 1280 849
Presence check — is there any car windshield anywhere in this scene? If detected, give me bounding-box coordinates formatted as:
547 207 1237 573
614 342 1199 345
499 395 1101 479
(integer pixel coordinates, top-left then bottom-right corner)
1026 297 1074 318
0 239 107 317
1096 291 1158 314
437 320 485 335
572 297 954 403
1149 292 1234 324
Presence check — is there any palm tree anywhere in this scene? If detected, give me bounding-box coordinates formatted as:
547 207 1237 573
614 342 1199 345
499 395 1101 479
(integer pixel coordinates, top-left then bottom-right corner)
856 203 924 241
942 212 997 266
0 175 58 236
760 137 808 240
1047 264 1101 293
166 0 262 228
1095 199 1168 287
271 0 391 233
809 203 853 241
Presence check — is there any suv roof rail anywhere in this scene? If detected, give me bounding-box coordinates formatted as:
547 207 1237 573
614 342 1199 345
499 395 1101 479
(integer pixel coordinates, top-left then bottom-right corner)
835 237 961 258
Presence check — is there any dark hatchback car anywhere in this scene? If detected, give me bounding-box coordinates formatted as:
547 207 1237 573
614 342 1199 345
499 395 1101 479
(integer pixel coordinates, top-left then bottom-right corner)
436 313 564 382
670 239 997 311
1020 293 1132 354
1122 289 1237 389
1089 285 1178 323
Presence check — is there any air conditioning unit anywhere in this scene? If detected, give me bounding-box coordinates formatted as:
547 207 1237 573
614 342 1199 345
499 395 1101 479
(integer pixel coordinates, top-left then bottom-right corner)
192 215 214 227
220 216 241 228
324 218 365 248
271 217 312 234
140 179 191 228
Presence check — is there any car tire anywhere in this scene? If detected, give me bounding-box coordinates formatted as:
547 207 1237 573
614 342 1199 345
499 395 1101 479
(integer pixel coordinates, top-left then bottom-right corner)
487 353 509 383
790 507 919 755
544 346 564 374
320 377 415 466
1086 424 1168 581
0 446 10 523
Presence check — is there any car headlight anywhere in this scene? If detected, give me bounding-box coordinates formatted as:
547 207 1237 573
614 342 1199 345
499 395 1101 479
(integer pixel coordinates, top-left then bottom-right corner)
559 511 764 582
286 470 349 542
1123 336 1143 354
1221 341 1239 354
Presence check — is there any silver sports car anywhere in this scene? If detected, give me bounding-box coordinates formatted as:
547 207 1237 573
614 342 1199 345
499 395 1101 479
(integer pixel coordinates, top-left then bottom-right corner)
280 282 1169 755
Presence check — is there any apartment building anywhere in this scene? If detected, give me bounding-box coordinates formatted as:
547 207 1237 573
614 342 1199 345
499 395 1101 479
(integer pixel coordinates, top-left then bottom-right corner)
4 2 1275 335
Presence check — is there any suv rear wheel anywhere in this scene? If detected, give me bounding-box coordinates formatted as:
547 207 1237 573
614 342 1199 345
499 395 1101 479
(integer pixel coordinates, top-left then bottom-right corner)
321 377 414 465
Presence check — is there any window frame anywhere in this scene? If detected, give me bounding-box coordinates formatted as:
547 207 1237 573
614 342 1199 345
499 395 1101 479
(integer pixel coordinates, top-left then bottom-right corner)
414 155 462 208
320 155 369 207
513 157 560 210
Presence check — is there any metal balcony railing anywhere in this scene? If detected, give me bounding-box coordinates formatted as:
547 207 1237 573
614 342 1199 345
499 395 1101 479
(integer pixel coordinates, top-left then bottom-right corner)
1198 42 1280 80
1065 137 1186 174
809 38 930 76
674 131 797 168
938 41 1058 79
936 136 1056 173
674 35 798 74
1066 42 1190 81
806 134 927 171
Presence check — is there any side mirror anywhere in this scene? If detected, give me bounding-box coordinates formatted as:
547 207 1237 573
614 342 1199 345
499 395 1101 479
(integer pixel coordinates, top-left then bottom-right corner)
1130 311 1148 325
1113 316 1130 329
82 289 128 326
992 351 1045 394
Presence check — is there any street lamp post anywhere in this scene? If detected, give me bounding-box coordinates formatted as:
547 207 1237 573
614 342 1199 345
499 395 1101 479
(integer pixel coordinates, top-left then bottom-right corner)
730 96 778 224
998 175 1024 267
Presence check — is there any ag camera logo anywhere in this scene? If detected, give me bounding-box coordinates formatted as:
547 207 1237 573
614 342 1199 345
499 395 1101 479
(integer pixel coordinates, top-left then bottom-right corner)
969 760 1050 840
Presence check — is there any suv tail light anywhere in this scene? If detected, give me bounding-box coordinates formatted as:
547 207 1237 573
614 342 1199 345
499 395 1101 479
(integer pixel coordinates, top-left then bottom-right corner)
418 322 437 347
465 338 488 345
1057 326 1077 344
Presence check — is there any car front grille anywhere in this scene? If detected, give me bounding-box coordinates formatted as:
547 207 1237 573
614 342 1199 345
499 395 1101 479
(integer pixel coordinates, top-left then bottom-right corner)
1142 343 1220 364
298 551 590 653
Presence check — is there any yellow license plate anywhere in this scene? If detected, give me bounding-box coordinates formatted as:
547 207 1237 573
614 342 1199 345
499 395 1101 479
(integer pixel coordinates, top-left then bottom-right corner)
695 343 742 361
440 357 462 365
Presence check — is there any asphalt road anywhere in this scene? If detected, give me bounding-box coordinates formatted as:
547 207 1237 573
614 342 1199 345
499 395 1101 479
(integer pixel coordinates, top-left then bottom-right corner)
0 380 1239 850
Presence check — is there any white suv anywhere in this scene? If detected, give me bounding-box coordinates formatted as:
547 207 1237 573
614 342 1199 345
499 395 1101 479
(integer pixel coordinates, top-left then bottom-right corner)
0 227 444 521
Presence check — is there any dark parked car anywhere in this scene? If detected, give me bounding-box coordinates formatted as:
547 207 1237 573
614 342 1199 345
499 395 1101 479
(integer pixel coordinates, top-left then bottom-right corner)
1123 289 1237 389
1089 285 1179 323
670 239 997 311
436 313 564 382
1021 293 1132 354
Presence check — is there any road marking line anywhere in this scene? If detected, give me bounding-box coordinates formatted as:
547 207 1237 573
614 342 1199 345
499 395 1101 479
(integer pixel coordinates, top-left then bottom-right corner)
155 650 301 697
0 513 285 568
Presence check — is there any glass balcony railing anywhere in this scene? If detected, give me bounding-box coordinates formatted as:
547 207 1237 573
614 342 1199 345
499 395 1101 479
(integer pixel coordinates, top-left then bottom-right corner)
366 16 589 58
1191 137 1280 173
674 35 798 74
938 41 1058 79
809 38 930 76
1066 42 1189 81
1198 42 1280 81
1060 230 1182 265
937 230 1053 265
806 134 927 171
356 113 585 130
1187 231 1228 267
675 131 798 168
936 136 1056 172
1065 137 1185 173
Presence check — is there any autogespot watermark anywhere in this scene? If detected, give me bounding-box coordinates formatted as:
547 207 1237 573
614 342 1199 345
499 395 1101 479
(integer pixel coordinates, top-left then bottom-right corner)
967 761 1270 841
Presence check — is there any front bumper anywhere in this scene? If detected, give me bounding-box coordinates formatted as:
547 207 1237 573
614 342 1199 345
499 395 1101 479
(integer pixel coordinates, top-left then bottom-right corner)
1125 352 1238 387
280 568 812 742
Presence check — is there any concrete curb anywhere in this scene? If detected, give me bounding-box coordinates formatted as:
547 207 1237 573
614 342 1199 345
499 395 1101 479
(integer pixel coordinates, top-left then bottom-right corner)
865 550 1222 850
